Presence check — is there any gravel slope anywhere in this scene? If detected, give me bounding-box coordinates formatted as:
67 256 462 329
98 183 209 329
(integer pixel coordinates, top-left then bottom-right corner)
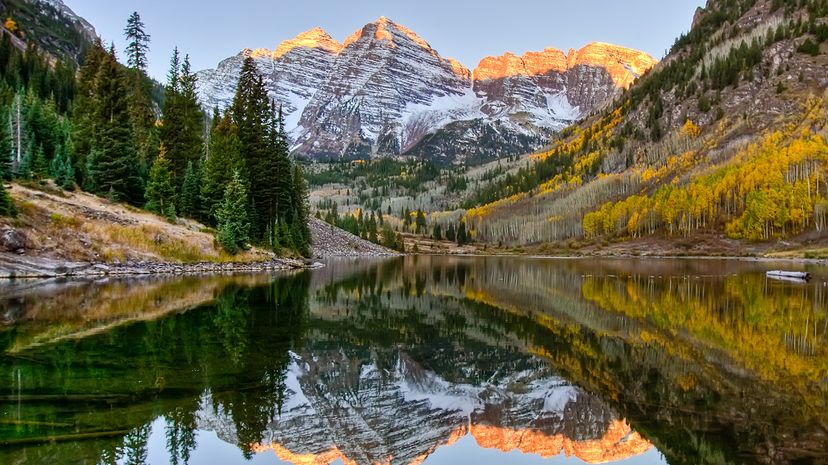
309 217 398 258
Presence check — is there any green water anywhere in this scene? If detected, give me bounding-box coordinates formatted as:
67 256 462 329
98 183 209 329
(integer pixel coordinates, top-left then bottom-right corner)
0 257 827 465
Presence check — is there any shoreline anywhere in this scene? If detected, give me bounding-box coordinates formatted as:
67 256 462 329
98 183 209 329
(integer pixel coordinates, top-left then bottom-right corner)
408 250 828 264
4 250 824 280
0 253 320 279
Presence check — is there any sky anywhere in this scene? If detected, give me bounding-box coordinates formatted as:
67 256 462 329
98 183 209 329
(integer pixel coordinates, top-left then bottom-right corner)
63 0 706 82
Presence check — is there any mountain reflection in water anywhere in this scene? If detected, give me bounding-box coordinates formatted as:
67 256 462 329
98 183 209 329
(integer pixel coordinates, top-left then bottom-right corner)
1 256 826 465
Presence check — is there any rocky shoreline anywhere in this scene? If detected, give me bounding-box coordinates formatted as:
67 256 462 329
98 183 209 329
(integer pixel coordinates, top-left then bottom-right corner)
0 252 321 279
0 215 398 280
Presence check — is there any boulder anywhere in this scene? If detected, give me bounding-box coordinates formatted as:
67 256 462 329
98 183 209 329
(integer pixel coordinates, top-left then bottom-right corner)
0 228 27 252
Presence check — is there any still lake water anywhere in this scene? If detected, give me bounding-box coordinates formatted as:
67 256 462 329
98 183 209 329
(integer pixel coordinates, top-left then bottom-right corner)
1 256 827 465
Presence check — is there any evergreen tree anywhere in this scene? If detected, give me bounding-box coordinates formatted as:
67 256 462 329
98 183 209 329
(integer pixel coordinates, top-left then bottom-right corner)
381 224 396 249
290 163 311 255
72 40 108 186
145 146 176 219
395 232 406 253
0 180 14 217
50 144 75 190
160 50 203 191
415 209 426 234
0 108 12 180
30 145 48 178
123 11 156 172
270 104 292 218
230 57 272 242
179 160 199 218
201 111 243 223
86 46 143 203
457 222 468 246
216 171 249 254
177 56 204 178
432 224 442 241
446 223 456 242
124 12 150 71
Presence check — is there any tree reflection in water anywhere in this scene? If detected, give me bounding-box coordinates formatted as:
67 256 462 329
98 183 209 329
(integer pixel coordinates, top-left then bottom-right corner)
0 256 826 465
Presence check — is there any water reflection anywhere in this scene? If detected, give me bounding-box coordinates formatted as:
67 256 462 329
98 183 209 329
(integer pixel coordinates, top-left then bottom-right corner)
1 256 827 465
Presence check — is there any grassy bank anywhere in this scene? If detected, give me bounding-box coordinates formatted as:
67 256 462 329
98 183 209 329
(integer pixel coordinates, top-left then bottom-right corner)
1 182 274 264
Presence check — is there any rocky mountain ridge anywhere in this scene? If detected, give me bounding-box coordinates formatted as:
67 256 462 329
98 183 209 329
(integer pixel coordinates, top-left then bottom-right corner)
196 17 657 164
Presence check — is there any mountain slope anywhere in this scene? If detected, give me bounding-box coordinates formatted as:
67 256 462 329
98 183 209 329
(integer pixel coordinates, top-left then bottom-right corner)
0 0 96 62
464 0 828 248
195 18 656 165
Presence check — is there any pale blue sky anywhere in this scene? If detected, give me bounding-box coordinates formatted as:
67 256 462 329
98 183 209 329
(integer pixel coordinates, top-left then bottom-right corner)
64 0 705 82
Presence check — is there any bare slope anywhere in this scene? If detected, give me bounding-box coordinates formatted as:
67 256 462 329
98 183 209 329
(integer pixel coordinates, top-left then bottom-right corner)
309 217 398 258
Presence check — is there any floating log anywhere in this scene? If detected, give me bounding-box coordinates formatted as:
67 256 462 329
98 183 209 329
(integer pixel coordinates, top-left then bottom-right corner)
766 270 811 281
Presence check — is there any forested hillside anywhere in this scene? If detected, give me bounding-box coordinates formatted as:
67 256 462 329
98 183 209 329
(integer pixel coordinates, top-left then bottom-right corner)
0 0 95 63
459 0 828 250
0 10 313 258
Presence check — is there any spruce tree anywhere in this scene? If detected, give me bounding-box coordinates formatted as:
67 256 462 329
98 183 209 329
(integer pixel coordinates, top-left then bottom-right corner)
201 112 243 224
179 160 199 218
124 12 150 71
290 163 311 255
270 104 292 220
145 146 176 219
50 144 75 190
457 222 468 246
177 56 204 179
72 40 108 186
160 50 203 191
123 11 155 172
0 108 12 180
446 223 456 242
87 46 143 203
0 180 15 217
231 57 271 242
216 171 249 255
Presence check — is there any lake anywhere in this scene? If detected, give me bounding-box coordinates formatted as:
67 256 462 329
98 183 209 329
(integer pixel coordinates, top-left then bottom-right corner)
1 256 827 465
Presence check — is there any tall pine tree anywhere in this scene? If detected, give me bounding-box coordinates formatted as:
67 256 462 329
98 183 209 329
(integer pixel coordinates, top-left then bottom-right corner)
291 163 311 254
86 46 143 203
160 49 203 196
72 40 108 186
201 111 243 224
231 57 271 242
123 11 156 172
0 108 12 180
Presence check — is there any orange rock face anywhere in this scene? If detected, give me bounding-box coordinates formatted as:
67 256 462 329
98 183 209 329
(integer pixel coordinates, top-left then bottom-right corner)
473 42 657 88
252 420 651 465
244 27 344 61
471 419 654 465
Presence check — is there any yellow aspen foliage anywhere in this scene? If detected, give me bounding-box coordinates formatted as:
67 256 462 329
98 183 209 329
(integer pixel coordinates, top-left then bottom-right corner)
584 131 828 241
4 17 18 33
681 119 701 138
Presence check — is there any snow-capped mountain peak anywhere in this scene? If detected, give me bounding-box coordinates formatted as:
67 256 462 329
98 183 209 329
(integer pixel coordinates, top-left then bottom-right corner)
196 19 657 164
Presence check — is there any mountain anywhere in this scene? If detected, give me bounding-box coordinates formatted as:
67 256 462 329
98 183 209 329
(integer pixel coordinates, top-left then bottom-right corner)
196 18 656 164
0 0 96 62
463 0 828 249
199 349 652 465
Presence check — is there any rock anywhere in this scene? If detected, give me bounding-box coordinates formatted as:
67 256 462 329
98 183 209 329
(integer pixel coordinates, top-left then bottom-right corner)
0 228 27 252
92 264 111 273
